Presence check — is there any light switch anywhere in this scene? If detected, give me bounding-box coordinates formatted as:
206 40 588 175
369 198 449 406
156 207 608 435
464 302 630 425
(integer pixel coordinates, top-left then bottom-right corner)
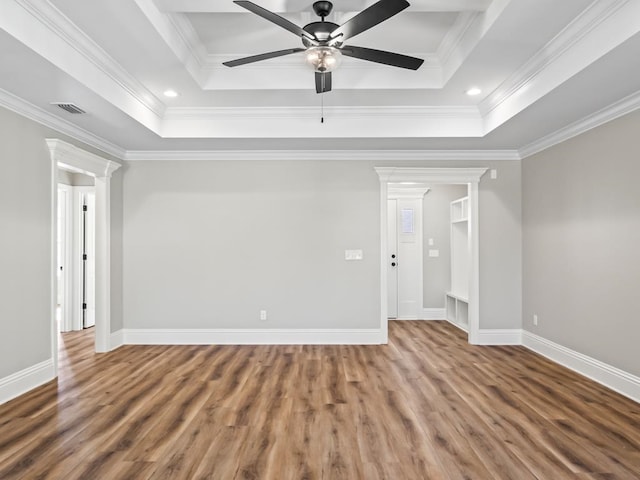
490 169 498 179
345 249 363 260
428 238 434 246
428 249 439 257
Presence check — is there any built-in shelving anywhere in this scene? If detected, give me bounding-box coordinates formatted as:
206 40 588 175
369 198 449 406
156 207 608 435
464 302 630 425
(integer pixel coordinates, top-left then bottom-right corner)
446 196 470 331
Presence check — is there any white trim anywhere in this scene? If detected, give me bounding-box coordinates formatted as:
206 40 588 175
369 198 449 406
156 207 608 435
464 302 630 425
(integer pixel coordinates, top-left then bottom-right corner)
3 0 164 132
0 359 55 405
476 329 522 345
121 328 383 345
47 139 121 177
8 0 164 116
47 139 121 354
482 0 630 117
124 149 521 162
421 308 446 320
519 88 640 158
522 331 640 404
110 329 124 350
0 88 125 160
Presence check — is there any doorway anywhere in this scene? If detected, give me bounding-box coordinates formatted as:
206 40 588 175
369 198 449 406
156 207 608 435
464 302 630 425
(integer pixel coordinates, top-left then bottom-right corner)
375 167 487 345
48 139 120 374
56 175 96 333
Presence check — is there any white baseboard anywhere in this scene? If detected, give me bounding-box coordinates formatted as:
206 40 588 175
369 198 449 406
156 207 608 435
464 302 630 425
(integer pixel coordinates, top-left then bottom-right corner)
522 330 640 403
476 329 523 345
122 328 383 345
422 308 446 320
110 329 124 350
0 359 55 405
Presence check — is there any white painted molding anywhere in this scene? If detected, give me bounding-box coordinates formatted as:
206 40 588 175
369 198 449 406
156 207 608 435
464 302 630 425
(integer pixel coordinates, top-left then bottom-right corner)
122 328 383 345
110 330 124 350
481 0 640 134
47 139 121 177
422 308 446 320
476 329 522 345
124 149 520 161
519 88 640 158
522 331 640 403
4 0 165 126
482 0 629 117
0 88 125 159
0 359 55 405
164 105 479 119
375 167 488 184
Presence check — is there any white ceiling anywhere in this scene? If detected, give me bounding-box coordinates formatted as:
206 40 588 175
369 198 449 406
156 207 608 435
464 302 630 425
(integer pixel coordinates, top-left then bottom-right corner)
0 0 639 158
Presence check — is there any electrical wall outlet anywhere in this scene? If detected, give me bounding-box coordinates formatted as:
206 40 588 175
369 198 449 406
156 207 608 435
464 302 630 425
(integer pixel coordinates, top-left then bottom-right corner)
260 310 267 321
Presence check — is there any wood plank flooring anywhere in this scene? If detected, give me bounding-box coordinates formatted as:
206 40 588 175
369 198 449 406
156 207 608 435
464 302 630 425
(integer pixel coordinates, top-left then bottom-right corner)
1 321 639 479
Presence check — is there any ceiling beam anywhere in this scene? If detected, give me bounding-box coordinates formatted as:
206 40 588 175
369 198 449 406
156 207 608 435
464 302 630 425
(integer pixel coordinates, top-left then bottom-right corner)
154 0 492 13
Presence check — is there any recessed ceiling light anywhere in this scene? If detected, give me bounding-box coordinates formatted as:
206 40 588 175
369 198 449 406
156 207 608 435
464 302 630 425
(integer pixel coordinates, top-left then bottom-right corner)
163 89 179 98
466 87 482 96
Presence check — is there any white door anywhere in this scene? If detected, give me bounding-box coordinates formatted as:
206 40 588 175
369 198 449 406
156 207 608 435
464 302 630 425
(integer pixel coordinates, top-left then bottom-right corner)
82 192 96 328
387 199 398 318
387 196 425 320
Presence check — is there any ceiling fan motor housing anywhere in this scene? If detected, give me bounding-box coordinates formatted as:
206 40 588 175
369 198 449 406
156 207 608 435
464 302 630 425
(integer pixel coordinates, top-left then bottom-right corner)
312 1 334 19
302 21 341 47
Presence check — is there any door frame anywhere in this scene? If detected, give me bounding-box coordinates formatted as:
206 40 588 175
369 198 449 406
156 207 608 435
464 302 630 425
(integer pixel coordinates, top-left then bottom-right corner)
48 139 120 373
375 167 487 344
57 184 74 332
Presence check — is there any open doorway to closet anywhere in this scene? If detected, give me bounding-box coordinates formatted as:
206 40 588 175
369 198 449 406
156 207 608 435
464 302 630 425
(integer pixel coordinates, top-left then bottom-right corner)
56 169 96 334
387 183 468 323
376 167 487 345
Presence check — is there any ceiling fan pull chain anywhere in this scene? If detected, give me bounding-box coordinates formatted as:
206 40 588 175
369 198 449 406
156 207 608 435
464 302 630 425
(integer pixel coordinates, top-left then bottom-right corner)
321 93 324 123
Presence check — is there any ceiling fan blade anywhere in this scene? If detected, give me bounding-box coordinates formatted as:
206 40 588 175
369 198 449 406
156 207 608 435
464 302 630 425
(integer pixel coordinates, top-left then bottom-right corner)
234 1 317 42
329 0 409 43
223 48 305 67
341 45 423 70
315 72 332 93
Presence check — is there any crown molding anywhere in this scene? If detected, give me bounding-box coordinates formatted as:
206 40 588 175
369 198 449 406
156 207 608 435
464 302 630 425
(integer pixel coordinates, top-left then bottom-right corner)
519 88 640 159
437 11 478 69
0 87 126 159
133 0 207 85
13 0 165 118
164 105 480 120
123 149 520 162
481 0 632 117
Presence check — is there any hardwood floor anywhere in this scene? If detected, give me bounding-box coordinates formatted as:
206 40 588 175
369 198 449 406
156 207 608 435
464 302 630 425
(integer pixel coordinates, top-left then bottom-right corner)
1 321 639 479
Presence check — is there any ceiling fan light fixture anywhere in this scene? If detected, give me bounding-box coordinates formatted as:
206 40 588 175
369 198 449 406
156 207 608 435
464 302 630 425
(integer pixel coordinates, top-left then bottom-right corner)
305 46 342 73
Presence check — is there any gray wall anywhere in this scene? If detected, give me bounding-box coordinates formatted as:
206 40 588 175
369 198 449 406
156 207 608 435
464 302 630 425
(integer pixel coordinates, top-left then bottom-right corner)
0 108 53 378
122 159 522 331
423 184 468 308
523 109 640 377
122 161 381 329
0 105 123 380
480 162 522 329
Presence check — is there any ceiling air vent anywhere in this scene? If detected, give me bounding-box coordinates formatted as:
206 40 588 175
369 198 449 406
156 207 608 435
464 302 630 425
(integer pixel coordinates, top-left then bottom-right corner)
52 103 86 114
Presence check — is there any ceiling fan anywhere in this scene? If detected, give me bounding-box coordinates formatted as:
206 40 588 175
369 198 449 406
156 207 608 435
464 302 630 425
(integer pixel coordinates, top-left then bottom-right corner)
223 0 424 93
